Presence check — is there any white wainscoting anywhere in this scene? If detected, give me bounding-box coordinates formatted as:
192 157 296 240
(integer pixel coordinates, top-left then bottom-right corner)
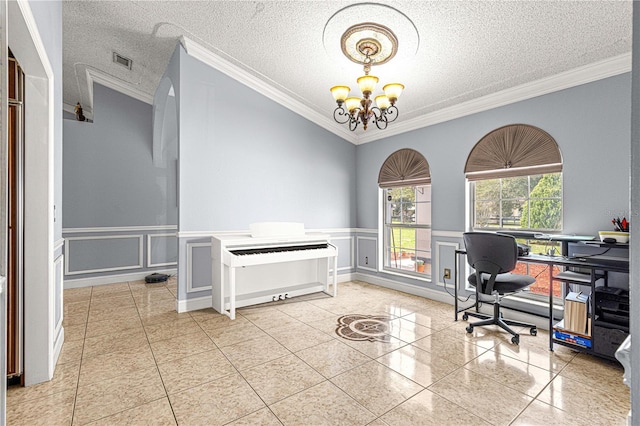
64 234 144 276
356 236 378 273
53 253 65 367
329 236 355 272
62 225 178 285
435 241 460 287
147 233 178 268
186 242 212 294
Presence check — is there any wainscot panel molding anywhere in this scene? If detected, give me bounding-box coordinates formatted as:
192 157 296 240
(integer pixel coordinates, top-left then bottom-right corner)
186 242 212 294
63 226 178 283
356 228 378 234
54 238 64 251
329 236 355 272
435 241 460 287
63 225 177 234
65 235 143 276
147 233 178 268
432 230 464 238
177 228 360 239
356 236 378 273
53 254 64 367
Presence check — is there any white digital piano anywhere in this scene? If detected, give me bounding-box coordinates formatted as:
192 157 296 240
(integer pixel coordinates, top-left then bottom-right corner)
211 222 338 319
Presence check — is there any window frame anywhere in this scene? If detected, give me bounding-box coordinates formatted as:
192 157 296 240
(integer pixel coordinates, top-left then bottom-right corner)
471 173 564 233
467 172 565 308
381 185 432 280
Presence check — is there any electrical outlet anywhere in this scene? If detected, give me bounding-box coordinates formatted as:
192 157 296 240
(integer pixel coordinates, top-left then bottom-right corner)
443 268 451 279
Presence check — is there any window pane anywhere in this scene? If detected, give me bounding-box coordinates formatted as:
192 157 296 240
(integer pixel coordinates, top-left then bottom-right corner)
500 198 525 228
475 200 500 228
501 175 528 199
416 228 431 256
530 173 562 198
472 173 562 232
383 184 431 277
416 185 431 202
527 199 562 230
475 179 500 200
403 202 416 224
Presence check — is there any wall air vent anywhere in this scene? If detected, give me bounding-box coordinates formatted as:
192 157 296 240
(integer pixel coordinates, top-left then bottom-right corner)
112 52 133 70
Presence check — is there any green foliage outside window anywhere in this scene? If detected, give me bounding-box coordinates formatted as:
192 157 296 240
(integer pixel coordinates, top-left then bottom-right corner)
474 173 561 231
520 173 562 230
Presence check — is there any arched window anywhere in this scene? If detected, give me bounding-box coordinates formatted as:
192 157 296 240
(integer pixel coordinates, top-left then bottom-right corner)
379 149 432 277
466 124 563 231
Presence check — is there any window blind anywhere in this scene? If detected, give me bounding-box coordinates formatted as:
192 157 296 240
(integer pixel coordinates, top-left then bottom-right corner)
378 148 431 188
464 124 562 181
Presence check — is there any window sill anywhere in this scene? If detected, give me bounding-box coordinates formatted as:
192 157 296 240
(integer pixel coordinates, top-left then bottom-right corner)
381 267 432 283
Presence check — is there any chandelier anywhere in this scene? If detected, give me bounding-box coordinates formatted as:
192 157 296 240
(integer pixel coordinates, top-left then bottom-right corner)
330 23 404 131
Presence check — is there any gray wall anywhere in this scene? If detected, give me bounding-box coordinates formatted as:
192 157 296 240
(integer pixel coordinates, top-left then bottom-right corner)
175 46 357 232
164 44 357 306
63 83 177 228
356 74 632 236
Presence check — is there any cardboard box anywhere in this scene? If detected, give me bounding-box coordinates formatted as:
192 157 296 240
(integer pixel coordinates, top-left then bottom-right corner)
564 291 589 334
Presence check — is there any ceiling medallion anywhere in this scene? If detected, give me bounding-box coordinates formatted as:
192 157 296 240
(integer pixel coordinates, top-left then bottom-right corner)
341 22 398 67
330 22 404 131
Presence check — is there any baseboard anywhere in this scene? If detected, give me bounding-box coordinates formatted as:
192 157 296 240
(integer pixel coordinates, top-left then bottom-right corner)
354 272 454 306
52 326 64 373
64 268 177 289
337 272 356 283
177 296 212 313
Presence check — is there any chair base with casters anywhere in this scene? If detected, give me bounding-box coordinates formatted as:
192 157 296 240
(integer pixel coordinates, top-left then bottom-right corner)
462 293 537 345
462 232 539 345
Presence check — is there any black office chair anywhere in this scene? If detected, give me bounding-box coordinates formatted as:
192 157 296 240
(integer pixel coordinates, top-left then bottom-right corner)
462 232 537 345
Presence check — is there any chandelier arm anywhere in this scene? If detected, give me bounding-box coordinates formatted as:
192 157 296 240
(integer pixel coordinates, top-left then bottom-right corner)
333 106 351 124
372 107 389 130
349 115 359 131
385 105 399 123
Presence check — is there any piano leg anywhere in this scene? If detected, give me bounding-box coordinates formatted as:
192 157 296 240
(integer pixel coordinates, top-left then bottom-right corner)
229 266 236 320
332 255 338 297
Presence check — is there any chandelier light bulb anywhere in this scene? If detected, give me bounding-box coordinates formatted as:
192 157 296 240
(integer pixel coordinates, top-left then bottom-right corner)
345 97 362 112
375 95 391 110
330 86 350 104
357 75 379 96
383 83 404 104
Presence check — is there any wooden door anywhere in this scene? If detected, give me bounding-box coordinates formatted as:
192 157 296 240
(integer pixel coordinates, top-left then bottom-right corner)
7 55 21 379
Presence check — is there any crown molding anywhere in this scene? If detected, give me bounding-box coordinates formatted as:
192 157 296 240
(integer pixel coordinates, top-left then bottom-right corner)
356 52 632 145
179 36 357 144
85 68 154 111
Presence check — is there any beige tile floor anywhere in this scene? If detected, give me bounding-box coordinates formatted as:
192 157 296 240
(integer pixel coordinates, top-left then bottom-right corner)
7 279 630 425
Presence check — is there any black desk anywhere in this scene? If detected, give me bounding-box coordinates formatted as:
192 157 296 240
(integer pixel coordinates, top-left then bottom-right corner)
454 249 629 357
496 231 596 257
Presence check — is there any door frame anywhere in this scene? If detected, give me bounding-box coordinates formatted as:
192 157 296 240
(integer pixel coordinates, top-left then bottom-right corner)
7 0 57 387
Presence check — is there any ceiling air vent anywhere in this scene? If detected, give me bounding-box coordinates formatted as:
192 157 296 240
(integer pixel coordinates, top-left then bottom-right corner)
112 52 132 70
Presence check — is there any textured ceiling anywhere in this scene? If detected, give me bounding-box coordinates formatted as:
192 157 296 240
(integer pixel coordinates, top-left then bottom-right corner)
62 1 633 143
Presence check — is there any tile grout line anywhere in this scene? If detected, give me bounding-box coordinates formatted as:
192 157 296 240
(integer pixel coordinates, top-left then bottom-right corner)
130 280 181 426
